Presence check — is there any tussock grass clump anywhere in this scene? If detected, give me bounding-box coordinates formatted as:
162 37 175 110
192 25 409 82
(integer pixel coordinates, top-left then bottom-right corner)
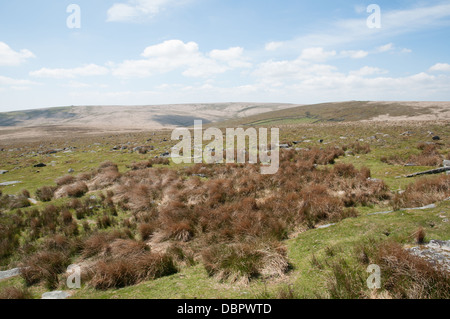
82 231 135 258
202 243 289 283
56 175 76 187
35 186 55 202
391 175 450 210
326 257 367 299
343 142 371 154
413 227 426 244
65 182 89 198
375 242 450 299
21 251 70 289
0 287 33 300
326 240 450 299
333 163 358 178
129 161 153 171
139 223 156 241
90 252 177 290
149 158 170 166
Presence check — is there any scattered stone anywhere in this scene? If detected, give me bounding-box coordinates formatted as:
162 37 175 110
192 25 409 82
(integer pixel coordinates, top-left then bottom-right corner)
444 160 450 176
160 152 170 157
68 168 75 173
432 136 441 141
279 144 290 149
41 291 72 300
0 170 8 175
0 181 22 186
345 150 354 156
367 210 394 216
33 163 46 168
404 163 417 167
317 223 336 229
408 240 450 272
28 198 38 205
192 174 207 178
0 268 21 280
406 203 436 211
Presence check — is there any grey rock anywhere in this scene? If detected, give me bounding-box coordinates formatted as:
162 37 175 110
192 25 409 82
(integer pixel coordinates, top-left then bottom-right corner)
432 136 441 141
317 223 336 229
68 168 75 173
404 163 417 167
408 240 450 272
33 163 46 168
41 291 71 300
0 268 21 280
367 210 394 216
0 181 22 186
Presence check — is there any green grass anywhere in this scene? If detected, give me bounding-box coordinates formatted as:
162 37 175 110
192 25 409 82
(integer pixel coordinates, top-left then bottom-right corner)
61 200 449 299
0 119 448 299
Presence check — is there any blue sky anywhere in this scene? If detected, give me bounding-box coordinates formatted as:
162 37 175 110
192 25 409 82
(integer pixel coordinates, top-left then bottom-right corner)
1 0 450 111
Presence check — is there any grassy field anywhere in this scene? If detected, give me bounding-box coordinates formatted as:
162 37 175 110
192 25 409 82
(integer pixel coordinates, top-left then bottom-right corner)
0 117 449 299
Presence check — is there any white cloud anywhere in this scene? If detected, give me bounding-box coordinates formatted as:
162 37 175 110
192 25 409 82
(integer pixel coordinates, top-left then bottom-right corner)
112 40 250 78
107 0 176 22
429 63 450 72
0 75 36 86
30 64 109 79
377 43 394 53
209 47 243 61
300 47 336 62
209 47 251 68
142 39 199 58
275 3 450 52
349 66 388 76
340 50 369 59
265 41 283 51
401 48 412 54
0 42 35 66
0 75 38 91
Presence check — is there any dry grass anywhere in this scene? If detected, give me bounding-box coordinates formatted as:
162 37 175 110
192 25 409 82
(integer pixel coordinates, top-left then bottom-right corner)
326 240 450 299
375 242 450 299
90 251 177 290
56 175 76 187
202 242 289 283
391 175 450 210
20 251 69 289
0 287 33 299
35 186 55 202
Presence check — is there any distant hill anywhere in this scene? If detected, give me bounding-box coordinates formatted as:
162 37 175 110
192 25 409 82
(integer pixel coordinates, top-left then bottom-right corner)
0 103 295 129
0 101 448 131
211 101 450 127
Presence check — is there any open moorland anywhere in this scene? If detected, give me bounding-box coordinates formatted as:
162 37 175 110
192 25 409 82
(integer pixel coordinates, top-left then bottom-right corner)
0 101 449 299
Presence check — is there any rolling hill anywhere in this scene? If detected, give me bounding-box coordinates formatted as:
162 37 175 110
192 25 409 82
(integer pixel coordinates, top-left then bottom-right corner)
211 101 450 127
0 103 295 129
